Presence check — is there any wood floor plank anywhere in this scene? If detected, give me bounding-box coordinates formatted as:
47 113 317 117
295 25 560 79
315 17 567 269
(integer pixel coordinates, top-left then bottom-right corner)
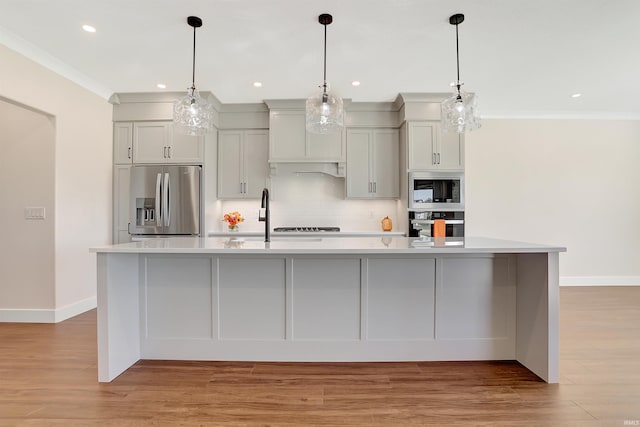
1 287 640 425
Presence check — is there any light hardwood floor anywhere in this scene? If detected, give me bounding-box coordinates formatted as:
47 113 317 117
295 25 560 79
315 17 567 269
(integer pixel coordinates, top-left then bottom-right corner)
1 287 639 426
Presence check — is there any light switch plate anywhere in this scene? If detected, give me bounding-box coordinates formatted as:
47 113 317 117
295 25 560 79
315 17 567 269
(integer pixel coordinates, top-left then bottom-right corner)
25 207 46 220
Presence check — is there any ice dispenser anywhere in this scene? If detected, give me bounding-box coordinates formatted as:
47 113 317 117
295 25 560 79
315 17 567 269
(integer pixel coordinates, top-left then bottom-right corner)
135 198 156 226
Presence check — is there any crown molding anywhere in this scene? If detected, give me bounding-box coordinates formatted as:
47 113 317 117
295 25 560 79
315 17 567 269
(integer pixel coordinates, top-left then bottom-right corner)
481 111 640 120
1 26 113 100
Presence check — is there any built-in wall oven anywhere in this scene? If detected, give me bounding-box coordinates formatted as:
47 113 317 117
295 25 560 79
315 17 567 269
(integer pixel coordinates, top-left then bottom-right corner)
409 172 464 211
408 211 465 238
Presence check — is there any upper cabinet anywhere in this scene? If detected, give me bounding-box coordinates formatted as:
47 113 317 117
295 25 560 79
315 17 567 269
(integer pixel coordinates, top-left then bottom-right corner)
218 130 269 199
346 129 399 199
132 121 204 164
171 126 205 163
269 110 344 162
406 121 464 171
114 123 133 164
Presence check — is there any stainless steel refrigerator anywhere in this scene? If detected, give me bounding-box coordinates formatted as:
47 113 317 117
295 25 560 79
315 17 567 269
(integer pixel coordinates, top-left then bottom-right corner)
129 165 201 237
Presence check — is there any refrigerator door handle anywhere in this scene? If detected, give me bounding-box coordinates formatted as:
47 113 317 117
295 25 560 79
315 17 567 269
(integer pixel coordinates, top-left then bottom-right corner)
163 172 170 227
155 172 162 227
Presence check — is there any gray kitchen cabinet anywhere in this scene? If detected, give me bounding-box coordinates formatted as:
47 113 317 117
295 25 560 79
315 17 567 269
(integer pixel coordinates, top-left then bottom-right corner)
112 120 204 243
407 121 463 171
218 130 269 199
114 122 133 164
171 126 205 163
133 121 204 164
113 164 131 243
269 110 344 162
346 128 399 199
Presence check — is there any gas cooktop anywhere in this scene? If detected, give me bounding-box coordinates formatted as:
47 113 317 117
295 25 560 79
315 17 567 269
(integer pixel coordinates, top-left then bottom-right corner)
273 227 340 233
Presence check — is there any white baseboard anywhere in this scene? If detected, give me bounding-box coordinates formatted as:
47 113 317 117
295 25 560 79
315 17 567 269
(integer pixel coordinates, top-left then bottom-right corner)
0 296 97 323
54 296 97 322
560 276 640 287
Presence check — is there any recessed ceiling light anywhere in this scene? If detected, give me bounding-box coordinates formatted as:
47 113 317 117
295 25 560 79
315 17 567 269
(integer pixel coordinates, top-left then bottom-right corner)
253 82 262 87
82 24 96 33
156 83 166 89
351 81 361 86
571 93 582 98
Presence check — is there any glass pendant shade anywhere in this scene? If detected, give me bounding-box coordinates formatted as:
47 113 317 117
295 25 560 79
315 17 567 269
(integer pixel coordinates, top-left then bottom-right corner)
173 16 212 136
173 87 214 136
442 13 480 133
306 14 343 134
306 85 344 134
441 85 481 133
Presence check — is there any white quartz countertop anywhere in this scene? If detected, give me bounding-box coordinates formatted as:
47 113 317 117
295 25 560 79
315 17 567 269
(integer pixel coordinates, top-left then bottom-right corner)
207 231 406 238
91 236 566 255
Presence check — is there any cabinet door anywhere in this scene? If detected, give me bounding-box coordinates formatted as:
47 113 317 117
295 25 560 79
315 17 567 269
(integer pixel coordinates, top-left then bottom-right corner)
346 130 373 198
113 165 131 243
133 122 171 164
372 129 399 198
269 111 306 161
217 131 245 199
170 125 204 163
114 122 133 164
117 230 132 244
243 130 269 198
307 131 344 161
407 122 437 170
438 130 464 170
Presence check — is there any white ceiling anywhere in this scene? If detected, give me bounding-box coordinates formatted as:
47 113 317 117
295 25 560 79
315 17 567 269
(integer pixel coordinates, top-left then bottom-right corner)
1 0 639 117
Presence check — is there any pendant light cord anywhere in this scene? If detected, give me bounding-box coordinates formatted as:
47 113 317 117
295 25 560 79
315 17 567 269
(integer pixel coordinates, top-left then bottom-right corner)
455 21 461 98
323 23 327 88
317 14 333 102
192 24 197 89
455 22 461 83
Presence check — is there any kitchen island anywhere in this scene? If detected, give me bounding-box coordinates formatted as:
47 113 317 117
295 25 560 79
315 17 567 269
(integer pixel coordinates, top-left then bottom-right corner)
91 236 565 383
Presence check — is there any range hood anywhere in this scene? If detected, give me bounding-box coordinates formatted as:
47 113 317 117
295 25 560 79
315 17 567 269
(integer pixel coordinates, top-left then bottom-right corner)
264 99 348 178
269 161 345 178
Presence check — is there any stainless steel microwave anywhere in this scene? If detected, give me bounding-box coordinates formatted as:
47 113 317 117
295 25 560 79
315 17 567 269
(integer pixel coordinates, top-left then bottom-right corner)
408 172 465 210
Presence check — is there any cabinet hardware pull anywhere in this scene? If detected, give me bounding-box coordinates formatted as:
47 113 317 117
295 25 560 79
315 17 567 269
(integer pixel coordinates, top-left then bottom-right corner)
168 146 172 158
373 182 376 193
128 146 132 159
432 153 436 164
437 153 440 164
163 147 167 158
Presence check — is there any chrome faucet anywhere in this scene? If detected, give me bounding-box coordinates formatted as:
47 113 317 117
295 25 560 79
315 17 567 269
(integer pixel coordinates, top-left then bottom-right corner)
259 188 270 242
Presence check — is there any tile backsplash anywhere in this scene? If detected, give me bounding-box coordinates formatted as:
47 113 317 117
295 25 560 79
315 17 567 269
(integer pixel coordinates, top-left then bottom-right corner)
209 173 401 232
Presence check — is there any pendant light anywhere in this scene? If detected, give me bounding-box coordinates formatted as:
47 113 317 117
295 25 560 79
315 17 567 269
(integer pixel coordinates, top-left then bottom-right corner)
441 13 481 133
173 16 214 136
306 13 344 134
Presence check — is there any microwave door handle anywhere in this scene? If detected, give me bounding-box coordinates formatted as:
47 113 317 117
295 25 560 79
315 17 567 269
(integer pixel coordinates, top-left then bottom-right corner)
163 172 170 227
155 172 162 227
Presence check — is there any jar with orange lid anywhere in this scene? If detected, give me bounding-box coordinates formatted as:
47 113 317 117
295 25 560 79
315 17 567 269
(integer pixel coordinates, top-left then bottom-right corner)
381 216 393 232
